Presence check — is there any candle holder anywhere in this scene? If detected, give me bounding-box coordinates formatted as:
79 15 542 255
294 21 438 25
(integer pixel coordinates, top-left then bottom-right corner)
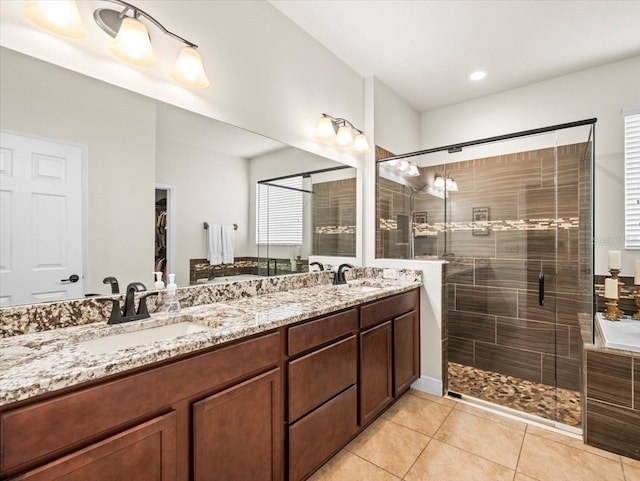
634 288 640 321
606 268 624 319
604 298 623 321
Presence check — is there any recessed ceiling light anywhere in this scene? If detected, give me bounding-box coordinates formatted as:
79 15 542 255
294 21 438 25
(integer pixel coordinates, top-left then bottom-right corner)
469 70 488 81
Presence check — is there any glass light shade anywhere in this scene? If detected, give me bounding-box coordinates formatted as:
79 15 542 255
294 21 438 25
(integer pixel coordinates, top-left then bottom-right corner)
352 133 370 154
398 160 409 172
388 159 399 168
110 17 158 67
407 164 420 177
334 125 354 147
314 116 336 141
171 47 210 89
434 175 445 188
446 178 459 191
23 0 86 38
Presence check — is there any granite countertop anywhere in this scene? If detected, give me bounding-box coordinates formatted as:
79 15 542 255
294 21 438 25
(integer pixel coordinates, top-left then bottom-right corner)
0 278 421 407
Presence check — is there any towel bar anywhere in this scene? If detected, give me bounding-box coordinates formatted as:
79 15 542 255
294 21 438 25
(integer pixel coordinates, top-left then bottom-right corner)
204 222 238 231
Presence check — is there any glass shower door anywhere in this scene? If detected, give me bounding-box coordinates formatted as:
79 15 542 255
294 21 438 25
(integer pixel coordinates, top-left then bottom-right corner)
444 127 591 429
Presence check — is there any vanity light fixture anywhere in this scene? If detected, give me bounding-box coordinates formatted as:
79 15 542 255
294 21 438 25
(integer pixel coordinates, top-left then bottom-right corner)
23 0 86 38
110 16 157 67
434 174 458 191
314 114 370 154
23 0 210 89
383 159 420 177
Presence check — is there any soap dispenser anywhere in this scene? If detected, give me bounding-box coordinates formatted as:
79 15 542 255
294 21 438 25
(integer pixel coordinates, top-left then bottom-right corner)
154 272 165 289
163 273 181 313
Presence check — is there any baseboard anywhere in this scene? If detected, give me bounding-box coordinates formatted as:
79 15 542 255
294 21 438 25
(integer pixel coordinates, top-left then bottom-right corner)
411 375 443 396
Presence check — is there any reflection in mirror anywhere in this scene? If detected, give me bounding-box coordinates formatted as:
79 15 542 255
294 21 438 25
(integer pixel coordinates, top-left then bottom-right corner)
0 47 356 307
256 166 357 276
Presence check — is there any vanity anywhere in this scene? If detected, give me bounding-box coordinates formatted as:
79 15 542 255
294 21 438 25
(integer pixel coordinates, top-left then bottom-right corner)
0 271 421 481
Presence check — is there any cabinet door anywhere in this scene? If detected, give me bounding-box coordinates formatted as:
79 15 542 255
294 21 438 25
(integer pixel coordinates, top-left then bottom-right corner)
193 369 282 481
11 412 176 481
394 310 419 396
359 321 393 426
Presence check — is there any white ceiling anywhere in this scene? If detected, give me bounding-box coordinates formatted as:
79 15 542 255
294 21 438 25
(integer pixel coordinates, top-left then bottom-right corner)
270 0 640 112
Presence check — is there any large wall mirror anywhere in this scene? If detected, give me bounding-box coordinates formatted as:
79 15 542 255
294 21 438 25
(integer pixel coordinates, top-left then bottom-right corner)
0 47 358 307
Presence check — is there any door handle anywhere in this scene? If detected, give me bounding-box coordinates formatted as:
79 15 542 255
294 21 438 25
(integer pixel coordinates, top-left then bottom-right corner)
61 274 80 284
538 272 545 306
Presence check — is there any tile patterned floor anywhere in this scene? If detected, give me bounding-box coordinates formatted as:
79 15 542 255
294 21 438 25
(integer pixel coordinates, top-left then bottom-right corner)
308 390 639 481
447 362 582 427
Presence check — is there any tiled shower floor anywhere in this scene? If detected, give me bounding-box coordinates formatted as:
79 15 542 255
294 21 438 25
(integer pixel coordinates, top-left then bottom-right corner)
447 362 581 427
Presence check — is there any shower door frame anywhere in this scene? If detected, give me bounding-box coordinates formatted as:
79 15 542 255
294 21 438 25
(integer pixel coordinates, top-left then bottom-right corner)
376 118 596 430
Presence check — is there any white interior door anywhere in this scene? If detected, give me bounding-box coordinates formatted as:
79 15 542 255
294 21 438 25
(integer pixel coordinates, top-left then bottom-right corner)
0 131 84 306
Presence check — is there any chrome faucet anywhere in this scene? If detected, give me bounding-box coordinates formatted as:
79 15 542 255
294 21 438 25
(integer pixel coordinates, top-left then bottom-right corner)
333 263 353 285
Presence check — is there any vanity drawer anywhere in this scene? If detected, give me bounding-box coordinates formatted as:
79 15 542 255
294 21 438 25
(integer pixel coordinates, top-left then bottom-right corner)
288 335 357 422
360 289 418 329
0 332 280 476
288 308 357 356
288 385 357 481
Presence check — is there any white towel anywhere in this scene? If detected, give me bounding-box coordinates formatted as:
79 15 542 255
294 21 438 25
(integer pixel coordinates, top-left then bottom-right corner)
221 224 235 264
206 224 222 265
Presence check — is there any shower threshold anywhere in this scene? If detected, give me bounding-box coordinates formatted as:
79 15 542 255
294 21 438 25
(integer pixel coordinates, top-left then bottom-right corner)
447 362 581 429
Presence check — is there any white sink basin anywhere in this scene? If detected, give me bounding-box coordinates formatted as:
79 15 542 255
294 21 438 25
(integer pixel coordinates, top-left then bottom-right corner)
337 284 383 293
78 322 212 355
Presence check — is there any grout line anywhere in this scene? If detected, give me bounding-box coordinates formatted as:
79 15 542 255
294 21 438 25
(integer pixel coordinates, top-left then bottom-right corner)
514 424 528 478
401 436 432 480
346 450 403 480
526 430 624 463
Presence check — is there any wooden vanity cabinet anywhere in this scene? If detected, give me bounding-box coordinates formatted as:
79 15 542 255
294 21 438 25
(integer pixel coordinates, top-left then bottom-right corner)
2 288 420 481
286 308 359 481
1 332 281 480
394 309 420 396
360 320 394 425
193 369 282 481
359 290 420 425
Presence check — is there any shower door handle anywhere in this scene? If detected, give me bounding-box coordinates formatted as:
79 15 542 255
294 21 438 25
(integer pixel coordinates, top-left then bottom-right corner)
538 272 545 306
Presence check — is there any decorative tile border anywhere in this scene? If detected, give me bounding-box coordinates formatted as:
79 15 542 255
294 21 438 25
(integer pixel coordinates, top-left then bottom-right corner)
380 217 580 236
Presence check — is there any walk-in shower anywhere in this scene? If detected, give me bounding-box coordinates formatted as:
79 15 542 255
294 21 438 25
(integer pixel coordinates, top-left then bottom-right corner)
376 119 596 429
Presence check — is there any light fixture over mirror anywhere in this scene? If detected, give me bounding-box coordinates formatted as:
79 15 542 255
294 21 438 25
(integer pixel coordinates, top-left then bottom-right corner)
110 16 157 67
22 0 210 89
23 0 86 38
314 114 370 154
171 47 210 89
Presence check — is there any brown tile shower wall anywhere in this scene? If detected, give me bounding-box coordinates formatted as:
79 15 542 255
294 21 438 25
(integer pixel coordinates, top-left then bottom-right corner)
445 143 591 392
312 178 356 256
189 257 311 283
584 346 640 460
189 257 259 284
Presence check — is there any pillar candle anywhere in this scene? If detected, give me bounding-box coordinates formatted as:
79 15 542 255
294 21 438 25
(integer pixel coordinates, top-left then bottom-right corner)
604 278 619 299
635 259 640 285
608 250 621 270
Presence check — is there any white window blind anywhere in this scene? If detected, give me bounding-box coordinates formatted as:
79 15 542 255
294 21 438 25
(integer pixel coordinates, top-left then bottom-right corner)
625 111 640 249
256 177 303 245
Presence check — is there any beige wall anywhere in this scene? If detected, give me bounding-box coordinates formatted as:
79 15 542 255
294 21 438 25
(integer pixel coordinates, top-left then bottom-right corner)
0 48 156 294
